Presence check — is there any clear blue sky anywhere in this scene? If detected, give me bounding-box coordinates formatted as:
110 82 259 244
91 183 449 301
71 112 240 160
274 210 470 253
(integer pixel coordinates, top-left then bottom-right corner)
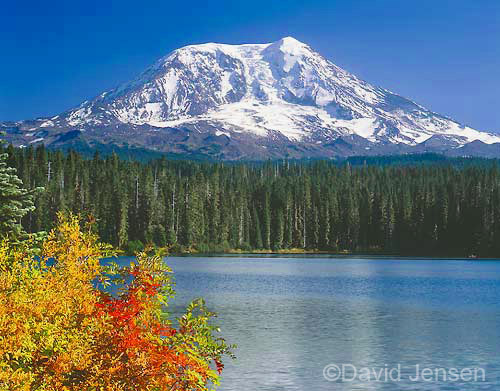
1 0 499 132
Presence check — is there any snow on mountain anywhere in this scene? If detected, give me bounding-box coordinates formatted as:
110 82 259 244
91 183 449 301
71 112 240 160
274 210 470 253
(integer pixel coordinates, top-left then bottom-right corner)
3 36 500 159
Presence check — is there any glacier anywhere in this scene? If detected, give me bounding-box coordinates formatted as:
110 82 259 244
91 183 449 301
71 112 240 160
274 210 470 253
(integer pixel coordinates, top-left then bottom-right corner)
2 36 500 159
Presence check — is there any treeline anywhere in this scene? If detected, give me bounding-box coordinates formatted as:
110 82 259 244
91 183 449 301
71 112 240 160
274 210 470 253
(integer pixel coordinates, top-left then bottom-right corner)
4 144 500 256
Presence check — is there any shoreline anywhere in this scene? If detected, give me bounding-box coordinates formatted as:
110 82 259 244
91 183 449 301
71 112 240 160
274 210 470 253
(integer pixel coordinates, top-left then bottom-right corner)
118 246 498 260
145 248 499 261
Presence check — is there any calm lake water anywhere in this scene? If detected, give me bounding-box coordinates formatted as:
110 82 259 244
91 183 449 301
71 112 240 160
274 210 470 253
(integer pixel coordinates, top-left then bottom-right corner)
113 255 500 390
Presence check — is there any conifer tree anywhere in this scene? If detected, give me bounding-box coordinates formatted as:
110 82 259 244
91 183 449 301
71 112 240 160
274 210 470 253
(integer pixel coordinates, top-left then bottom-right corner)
0 135 40 238
262 191 271 249
251 207 263 249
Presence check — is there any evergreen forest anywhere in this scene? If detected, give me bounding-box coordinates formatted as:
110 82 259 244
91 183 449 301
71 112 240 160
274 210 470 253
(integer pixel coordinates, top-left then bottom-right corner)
5 144 500 257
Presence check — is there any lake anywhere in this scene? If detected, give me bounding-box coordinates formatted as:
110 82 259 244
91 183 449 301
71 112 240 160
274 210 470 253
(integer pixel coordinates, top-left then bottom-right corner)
114 255 500 390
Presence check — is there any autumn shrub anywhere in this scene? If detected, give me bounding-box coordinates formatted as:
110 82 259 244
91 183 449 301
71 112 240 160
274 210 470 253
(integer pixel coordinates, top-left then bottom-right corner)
0 213 233 390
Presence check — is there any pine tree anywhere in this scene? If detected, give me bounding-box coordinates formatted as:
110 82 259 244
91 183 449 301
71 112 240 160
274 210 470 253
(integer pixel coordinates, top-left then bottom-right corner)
272 209 284 250
251 207 263 249
262 191 271 249
0 136 40 238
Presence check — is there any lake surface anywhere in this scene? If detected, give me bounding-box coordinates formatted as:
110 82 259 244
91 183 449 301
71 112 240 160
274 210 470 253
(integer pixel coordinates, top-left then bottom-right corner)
114 255 500 390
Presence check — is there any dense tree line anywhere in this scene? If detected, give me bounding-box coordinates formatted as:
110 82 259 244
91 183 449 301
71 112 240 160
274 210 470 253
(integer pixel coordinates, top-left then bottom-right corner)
4 144 500 256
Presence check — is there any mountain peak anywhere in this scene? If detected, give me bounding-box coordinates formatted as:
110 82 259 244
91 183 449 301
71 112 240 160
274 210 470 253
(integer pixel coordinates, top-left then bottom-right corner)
3 37 500 160
269 36 310 54
276 36 304 45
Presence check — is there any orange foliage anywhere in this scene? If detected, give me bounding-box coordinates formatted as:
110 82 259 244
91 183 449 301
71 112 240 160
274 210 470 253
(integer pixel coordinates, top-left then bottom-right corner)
0 213 233 390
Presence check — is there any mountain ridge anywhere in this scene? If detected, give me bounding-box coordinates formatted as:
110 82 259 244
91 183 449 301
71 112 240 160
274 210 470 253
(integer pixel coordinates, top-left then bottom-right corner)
3 36 500 159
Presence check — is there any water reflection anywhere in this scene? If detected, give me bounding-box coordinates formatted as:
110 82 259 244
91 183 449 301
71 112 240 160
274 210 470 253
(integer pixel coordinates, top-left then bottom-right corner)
112 256 500 390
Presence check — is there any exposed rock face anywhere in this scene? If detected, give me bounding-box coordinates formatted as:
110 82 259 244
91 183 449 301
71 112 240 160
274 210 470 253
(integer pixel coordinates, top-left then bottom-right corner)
3 37 499 159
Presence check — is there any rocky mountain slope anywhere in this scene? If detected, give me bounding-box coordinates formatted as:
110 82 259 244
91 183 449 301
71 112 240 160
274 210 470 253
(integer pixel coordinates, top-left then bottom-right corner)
3 37 500 159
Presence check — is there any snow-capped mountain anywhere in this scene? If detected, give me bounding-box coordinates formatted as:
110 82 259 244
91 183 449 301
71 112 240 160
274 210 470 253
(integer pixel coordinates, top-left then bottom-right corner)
3 37 500 159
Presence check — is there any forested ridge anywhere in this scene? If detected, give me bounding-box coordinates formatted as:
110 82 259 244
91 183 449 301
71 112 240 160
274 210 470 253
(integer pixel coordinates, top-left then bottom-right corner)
4 144 500 257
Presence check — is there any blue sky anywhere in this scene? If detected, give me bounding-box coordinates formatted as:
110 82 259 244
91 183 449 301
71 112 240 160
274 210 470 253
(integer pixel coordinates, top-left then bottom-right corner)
1 0 499 131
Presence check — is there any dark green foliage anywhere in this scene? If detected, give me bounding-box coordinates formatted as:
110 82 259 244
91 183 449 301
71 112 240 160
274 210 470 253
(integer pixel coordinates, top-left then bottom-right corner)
0 136 41 238
127 239 145 254
5 144 500 256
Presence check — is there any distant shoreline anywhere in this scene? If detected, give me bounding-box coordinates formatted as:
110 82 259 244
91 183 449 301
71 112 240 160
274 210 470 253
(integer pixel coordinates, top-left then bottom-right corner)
118 245 498 260
162 249 499 260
